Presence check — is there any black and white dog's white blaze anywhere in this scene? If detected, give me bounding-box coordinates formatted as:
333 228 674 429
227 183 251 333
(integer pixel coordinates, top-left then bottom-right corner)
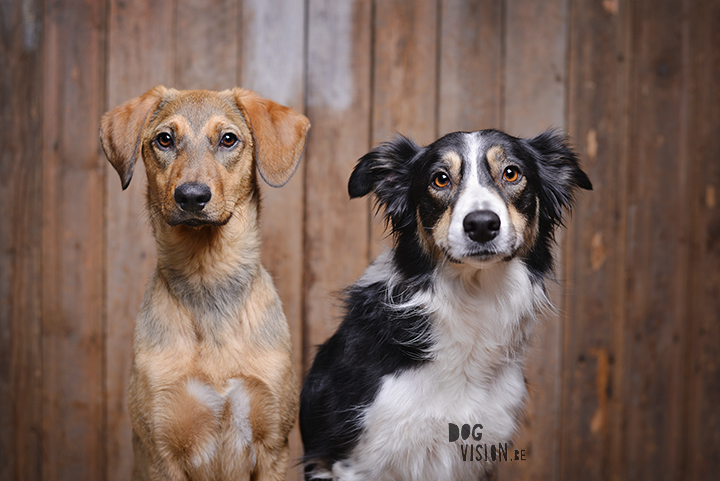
300 129 591 481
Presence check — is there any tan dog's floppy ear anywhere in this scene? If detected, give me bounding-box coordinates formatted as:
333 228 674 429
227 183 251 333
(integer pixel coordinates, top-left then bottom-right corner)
233 88 310 187
99 85 167 190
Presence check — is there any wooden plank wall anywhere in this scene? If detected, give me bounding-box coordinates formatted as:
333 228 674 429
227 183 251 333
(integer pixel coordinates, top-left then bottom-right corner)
1 1 719 480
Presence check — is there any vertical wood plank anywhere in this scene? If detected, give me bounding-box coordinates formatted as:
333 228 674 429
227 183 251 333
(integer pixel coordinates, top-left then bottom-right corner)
561 1 631 480
175 0 239 90
501 1 569 479
685 1 720 479
105 2 176 479
304 0 372 366
41 1 107 479
370 0 439 257
621 0 689 478
240 1 306 478
504 0 568 137
0 1 44 480
438 0 503 133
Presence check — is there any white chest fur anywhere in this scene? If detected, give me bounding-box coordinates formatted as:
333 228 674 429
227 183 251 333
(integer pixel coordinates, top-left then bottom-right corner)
337 259 543 481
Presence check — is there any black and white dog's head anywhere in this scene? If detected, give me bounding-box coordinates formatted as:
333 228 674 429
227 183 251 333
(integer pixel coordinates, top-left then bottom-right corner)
348 129 592 280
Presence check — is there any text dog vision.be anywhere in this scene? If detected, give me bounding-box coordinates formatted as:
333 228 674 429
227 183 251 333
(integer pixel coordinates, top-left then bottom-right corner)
449 424 527 463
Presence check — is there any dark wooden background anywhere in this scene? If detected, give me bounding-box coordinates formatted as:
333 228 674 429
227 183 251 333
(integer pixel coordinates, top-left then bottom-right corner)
2 0 719 480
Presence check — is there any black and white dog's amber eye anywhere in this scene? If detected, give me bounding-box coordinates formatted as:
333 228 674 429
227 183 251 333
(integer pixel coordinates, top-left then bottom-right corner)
155 132 174 149
433 172 451 189
503 166 521 183
220 133 238 148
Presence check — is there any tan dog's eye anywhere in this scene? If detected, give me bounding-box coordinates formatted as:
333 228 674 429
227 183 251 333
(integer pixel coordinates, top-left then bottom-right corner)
503 166 521 183
155 132 174 149
220 133 238 148
433 172 451 189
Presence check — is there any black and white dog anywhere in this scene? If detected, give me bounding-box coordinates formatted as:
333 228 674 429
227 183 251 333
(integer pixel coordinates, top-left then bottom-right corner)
300 129 592 480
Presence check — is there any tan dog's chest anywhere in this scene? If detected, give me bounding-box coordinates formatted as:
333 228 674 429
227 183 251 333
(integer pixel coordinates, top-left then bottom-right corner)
130 358 258 478
129 271 296 479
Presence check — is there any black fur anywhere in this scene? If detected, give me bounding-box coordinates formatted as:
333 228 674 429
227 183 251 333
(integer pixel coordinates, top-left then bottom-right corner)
348 135 438 281
519 130 592 278
300 281 433 475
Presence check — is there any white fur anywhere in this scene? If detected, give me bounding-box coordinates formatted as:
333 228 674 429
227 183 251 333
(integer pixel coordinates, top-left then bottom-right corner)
329 259 545 481
227 379 255 464
355 250 404 296
184 377 256 468
448 133 520 262
185 378 224 467
226 378 256 464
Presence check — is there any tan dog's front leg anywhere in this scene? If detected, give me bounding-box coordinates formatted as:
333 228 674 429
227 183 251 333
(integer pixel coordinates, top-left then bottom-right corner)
252 444 290 481
241 373 297 481
131 430 152 481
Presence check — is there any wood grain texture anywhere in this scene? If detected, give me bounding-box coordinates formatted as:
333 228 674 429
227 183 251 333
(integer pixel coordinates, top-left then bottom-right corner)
500 1 569 479
41 1 107 479
0 1 44 480
504 0 568 137
622 0 689 478
104 1 176 479
685 2 720 479
560 1 631 480
370 0 439 257
2 4 720 480
304 0 373 367
240 1 306 478
175 0 239 90
438 0 503 133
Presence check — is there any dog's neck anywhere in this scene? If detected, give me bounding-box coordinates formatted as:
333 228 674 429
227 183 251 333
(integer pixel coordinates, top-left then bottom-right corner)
153 200 262 291
141 197 277 346
366 251 548 369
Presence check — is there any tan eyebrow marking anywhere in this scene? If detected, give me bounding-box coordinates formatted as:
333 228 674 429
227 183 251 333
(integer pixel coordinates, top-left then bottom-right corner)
442 151 462 179
156 115 193 142
486 145 505 179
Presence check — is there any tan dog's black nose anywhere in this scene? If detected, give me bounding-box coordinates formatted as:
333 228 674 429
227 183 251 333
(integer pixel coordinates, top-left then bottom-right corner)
174 183 212 212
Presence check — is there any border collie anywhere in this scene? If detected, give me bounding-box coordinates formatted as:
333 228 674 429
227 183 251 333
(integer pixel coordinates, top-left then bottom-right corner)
300 129 592 480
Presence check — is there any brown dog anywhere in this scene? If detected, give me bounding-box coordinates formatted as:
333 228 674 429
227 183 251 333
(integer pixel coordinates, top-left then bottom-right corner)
100 86 309 480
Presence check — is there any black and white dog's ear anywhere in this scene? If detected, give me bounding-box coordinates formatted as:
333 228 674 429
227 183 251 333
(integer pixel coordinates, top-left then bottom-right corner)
348 135 420 198
527 130 592 227
348 135 421 229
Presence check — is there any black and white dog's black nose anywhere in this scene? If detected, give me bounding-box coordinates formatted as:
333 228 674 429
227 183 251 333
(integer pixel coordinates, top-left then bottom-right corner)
174 182 212 212
463 210 501 243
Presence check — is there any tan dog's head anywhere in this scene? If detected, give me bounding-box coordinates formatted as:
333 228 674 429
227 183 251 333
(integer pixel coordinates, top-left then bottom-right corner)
100 86 310 227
